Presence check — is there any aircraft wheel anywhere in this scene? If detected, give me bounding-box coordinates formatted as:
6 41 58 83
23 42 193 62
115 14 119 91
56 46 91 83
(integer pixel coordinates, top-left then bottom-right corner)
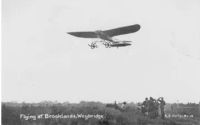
89 44 94 49
105 43 109 48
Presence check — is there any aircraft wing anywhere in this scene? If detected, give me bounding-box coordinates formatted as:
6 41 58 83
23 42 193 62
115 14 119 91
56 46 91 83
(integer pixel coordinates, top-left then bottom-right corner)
67 32 98 38
103 24 140 37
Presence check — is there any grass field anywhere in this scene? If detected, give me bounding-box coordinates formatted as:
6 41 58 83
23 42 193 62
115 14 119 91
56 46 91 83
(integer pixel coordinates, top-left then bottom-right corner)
2 101 200 125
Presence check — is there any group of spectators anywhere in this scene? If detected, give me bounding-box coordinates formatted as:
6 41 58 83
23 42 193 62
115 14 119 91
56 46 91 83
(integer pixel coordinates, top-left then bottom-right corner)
141 97 166 119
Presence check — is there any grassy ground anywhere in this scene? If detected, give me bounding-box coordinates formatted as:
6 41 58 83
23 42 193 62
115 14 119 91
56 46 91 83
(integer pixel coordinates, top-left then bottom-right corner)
2 101 200 125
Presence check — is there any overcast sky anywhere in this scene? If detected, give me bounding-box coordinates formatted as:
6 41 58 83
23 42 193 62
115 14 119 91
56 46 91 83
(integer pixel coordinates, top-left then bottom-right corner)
2 0 200 103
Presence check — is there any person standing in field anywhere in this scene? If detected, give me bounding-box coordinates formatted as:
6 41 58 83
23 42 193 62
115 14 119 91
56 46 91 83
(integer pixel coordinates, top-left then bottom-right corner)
158 97 166 119
142 98 149 116
148 97 158 119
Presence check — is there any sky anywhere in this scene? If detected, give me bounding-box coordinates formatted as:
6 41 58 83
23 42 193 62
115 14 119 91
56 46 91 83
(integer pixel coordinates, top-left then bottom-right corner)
2 0 200 103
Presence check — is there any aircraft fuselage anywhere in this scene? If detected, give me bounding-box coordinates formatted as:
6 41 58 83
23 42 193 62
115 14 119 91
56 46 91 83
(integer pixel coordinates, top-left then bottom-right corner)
93 30 132 48
110 43 131 47
95 30 114 42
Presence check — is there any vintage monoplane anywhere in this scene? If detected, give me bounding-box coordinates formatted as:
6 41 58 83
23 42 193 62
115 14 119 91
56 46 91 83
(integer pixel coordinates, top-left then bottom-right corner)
67 24 140 49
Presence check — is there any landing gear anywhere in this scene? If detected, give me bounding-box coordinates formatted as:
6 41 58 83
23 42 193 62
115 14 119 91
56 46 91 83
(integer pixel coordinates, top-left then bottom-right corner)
88 41 112 49
88 42 98 49
103 42 112 48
